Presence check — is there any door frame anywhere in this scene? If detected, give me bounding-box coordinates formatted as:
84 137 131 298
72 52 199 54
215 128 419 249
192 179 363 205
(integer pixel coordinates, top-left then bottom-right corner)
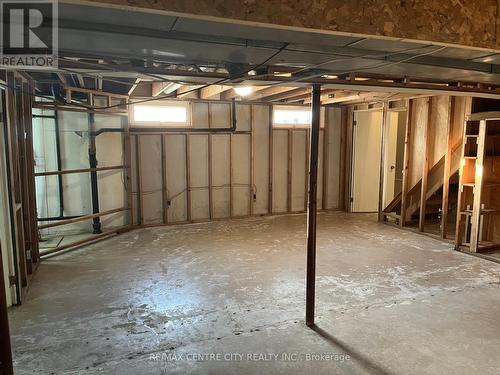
350 108 384 213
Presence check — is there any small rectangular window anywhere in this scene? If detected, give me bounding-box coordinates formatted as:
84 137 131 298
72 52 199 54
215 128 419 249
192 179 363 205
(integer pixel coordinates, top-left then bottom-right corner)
273 105 311 128
131 101 190 127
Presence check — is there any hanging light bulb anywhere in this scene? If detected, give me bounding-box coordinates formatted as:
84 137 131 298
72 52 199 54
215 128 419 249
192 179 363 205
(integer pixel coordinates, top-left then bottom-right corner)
234 86 253 97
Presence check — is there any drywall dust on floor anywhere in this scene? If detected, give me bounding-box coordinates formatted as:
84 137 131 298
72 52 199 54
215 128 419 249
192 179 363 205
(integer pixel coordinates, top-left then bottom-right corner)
8 212 500 374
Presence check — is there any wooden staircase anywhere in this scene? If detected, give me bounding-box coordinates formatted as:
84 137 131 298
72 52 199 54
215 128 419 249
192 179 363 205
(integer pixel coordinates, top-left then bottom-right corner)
383 141 461 221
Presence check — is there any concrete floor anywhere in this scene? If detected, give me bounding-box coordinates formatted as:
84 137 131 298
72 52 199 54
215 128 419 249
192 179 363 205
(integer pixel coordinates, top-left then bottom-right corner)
8 212 500 374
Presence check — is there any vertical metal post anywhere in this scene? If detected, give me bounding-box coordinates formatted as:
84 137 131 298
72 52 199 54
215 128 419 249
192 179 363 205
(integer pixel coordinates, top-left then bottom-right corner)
306 84 321 327
0 245 14 375
88 113 101 234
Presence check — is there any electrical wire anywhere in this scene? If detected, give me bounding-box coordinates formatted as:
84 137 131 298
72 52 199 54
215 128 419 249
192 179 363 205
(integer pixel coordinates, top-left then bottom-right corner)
266 45 448 87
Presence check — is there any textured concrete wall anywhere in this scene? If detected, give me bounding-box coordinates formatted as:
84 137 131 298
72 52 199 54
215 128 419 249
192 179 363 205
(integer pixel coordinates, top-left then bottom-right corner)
85 0 500 49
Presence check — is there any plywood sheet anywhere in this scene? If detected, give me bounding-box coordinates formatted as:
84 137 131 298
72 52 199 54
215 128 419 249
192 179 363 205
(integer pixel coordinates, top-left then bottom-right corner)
231 134 251 216
409 97 429 189
188 135 210 220
252 105 269 215
429 96 450 167
165 134 188 223
211 134 230 218
272 130 288 213
291 130 307 212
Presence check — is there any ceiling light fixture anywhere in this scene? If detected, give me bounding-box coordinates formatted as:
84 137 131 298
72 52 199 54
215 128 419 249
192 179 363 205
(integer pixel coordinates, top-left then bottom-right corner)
234 86 253 97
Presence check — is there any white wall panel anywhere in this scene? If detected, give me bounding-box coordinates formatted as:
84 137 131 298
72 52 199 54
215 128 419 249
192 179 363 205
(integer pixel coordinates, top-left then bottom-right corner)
192 102 209 129
210 103 231 128
165 134 188 223
211 134 231 218
291 130 307 212
272 130 288 213
252 105 269 215
236 104 251 131
139 135 163 225
231 134 251 216
189 135 210 220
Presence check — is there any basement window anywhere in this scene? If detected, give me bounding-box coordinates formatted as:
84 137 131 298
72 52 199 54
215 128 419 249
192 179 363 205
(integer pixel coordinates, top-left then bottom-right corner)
131 101 190 127
273 105 312 128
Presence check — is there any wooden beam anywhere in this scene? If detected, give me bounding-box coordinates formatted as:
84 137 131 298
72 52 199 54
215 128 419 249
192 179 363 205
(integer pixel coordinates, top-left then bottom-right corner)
221 86 269 100
441 96 455 238
38 207 129 230
200 84 231 99
419 97 433 232
469 120 487 252
128 78 140 96
400 99 413 226
246 86 295 101
378 103 388 222
176 85 201 99
265 88 310 102
152 82 182 97
321 92 375 105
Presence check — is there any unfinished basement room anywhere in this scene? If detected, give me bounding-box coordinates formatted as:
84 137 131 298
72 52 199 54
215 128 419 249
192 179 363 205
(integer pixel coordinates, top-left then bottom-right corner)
2 1 500 374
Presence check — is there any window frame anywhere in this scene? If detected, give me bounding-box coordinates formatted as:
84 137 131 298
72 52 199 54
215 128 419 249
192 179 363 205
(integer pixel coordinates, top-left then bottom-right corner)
130 100 191 128
272 105 313 129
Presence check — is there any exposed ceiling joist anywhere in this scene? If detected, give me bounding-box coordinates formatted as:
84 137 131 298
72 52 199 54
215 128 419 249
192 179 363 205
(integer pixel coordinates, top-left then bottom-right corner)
177 85 202 99
152 82 182 97
199 84 231 99
128 78 141 96
221 85 269 100
265 88 311 102
246 86 296 101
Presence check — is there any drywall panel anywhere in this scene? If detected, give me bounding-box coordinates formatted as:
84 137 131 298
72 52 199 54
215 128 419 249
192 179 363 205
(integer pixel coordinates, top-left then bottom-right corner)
429 96 450 167
231 134 251 216
189 135 210 220
96 133 126 228
210 102 231 128
409 97 429 189
236 104 251 131
272 130 288 213
211 134 230 218
291 130 307 212
325 107 341 209
139 135 163 225
252 105 269 215
165 134 188 223
192 102 209 129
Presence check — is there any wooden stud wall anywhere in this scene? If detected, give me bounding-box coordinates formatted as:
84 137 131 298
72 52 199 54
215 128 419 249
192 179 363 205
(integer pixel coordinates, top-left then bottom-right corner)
131 102 343 227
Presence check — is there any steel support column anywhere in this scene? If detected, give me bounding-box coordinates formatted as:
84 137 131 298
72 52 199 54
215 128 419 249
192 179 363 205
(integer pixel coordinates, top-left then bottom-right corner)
306 84 321 327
